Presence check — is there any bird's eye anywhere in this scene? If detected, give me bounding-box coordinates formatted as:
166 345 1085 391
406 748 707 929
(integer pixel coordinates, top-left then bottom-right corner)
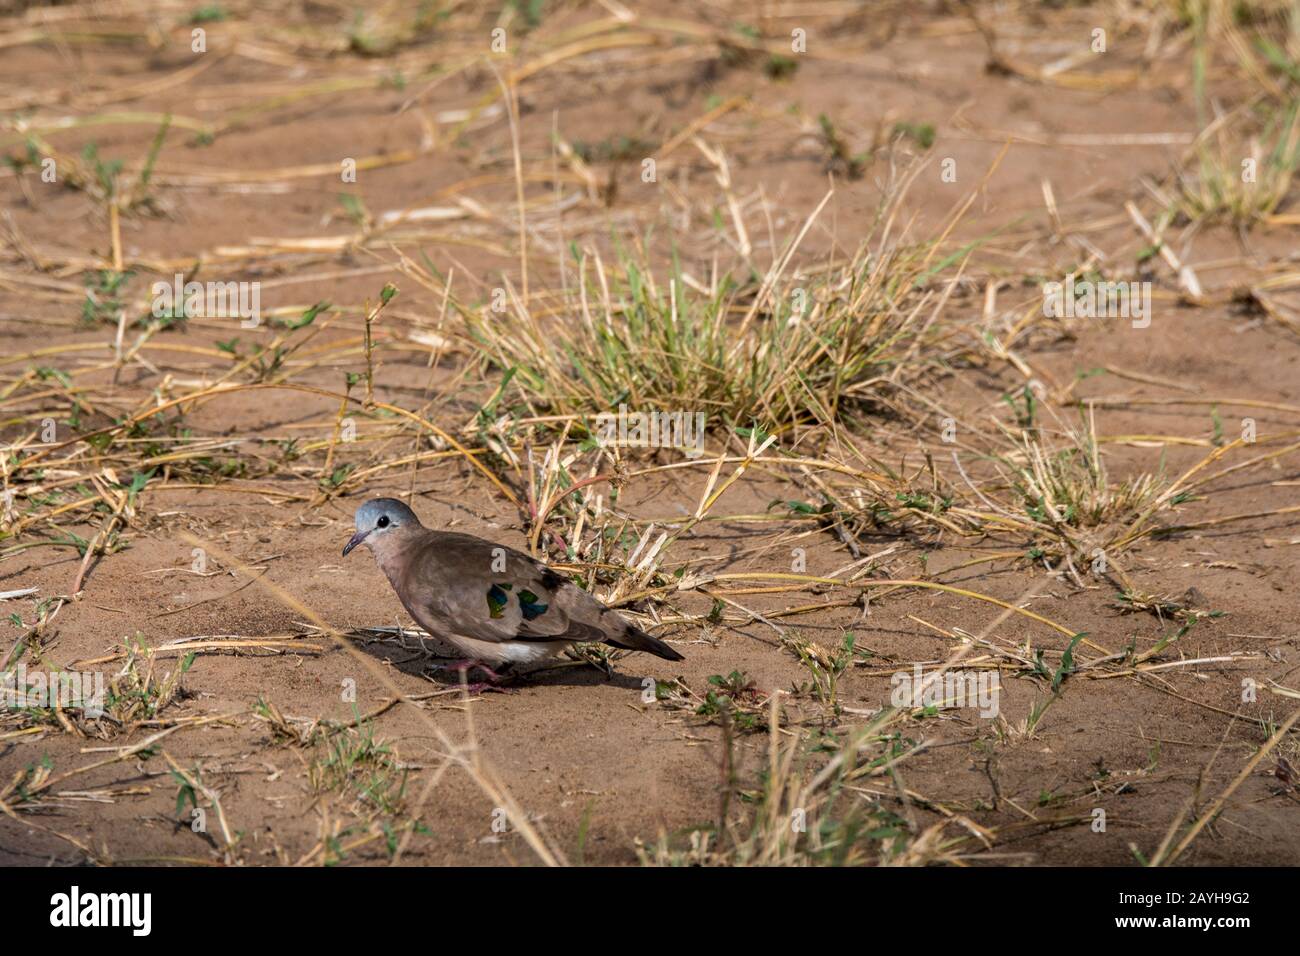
377 515 390 528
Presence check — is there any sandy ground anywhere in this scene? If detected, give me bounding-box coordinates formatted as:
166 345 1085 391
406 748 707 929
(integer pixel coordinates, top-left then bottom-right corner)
1 1 1298 866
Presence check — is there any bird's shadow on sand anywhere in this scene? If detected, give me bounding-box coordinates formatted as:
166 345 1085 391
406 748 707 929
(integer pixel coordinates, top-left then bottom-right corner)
345 630 645 691
509 664 646 691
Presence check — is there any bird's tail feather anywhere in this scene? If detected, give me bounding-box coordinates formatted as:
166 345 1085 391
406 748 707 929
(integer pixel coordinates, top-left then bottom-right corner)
606 623 684 662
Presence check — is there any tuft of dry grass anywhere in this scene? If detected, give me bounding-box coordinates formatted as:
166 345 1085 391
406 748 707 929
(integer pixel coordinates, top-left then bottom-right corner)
637 700 944 866
457 200 946 436
1001 417 1169 533
1174 97 1300 225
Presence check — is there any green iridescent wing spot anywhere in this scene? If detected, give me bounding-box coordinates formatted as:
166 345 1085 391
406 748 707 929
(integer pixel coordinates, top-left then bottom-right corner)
517 589 549 621
486 583 510 619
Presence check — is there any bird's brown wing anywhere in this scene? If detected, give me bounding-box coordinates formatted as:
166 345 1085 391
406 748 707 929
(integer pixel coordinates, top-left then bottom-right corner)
396 531 604 646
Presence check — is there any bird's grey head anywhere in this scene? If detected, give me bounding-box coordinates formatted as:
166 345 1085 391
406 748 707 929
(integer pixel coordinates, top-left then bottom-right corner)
342 498 419 556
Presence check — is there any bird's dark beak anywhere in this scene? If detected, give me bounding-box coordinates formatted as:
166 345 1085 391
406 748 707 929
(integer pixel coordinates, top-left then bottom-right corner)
342 529 370 557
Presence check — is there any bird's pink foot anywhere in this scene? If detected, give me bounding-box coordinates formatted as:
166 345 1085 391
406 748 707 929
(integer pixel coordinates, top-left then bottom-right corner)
433 659 513 690
463 680 515 695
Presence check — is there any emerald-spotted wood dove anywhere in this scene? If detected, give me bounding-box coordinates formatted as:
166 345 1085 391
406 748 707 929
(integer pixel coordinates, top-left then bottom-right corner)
342 498 683 670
